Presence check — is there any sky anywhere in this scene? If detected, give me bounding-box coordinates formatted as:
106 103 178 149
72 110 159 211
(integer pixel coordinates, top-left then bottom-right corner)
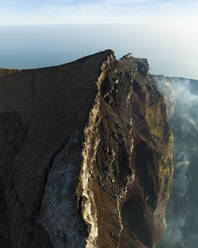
0 0 197 25
0 0 197 79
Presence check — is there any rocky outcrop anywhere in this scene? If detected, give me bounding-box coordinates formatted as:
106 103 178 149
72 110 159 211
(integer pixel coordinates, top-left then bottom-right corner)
0 50 173 248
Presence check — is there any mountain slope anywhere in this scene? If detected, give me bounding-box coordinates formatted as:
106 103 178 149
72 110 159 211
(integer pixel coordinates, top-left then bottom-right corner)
0 51 173 248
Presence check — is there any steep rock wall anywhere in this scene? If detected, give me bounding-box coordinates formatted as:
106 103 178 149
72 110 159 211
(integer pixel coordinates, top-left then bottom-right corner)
0 51 173 248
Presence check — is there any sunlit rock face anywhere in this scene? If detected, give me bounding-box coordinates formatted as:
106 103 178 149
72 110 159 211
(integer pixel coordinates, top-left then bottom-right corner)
153 75 198 248
0 51 173 248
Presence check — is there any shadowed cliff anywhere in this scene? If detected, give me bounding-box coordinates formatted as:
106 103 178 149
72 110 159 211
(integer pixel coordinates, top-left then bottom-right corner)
0 50 173 248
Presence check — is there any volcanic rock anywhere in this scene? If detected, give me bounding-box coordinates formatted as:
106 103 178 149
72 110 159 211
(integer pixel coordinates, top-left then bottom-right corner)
0 50 173 248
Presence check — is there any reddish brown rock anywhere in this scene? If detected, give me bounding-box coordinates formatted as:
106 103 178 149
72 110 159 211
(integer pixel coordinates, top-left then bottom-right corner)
0 50 173 248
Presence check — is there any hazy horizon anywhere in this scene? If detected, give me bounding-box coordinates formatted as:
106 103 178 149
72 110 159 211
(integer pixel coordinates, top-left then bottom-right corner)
0 23 197 80
0 0 197 79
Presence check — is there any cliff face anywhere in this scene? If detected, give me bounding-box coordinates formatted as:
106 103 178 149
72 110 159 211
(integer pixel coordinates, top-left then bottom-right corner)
0 50 173 248
153 75 198 248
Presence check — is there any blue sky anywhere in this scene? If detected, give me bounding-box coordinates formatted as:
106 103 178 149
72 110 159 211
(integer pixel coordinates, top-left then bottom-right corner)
0 0 197 25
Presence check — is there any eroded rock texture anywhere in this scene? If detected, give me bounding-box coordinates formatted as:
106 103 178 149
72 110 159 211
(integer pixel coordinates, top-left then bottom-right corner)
0 50 173 248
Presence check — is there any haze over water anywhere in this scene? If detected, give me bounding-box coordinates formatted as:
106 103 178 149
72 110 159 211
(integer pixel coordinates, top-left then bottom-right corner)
0 0 197 79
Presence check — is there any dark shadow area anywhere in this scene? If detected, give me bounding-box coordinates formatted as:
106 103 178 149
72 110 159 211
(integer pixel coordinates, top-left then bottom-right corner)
122 195 152 248
134 141 156 209
0 176 10 248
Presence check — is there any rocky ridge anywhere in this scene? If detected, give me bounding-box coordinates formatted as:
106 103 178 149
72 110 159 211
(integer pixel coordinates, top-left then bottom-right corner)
0 50 173 248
